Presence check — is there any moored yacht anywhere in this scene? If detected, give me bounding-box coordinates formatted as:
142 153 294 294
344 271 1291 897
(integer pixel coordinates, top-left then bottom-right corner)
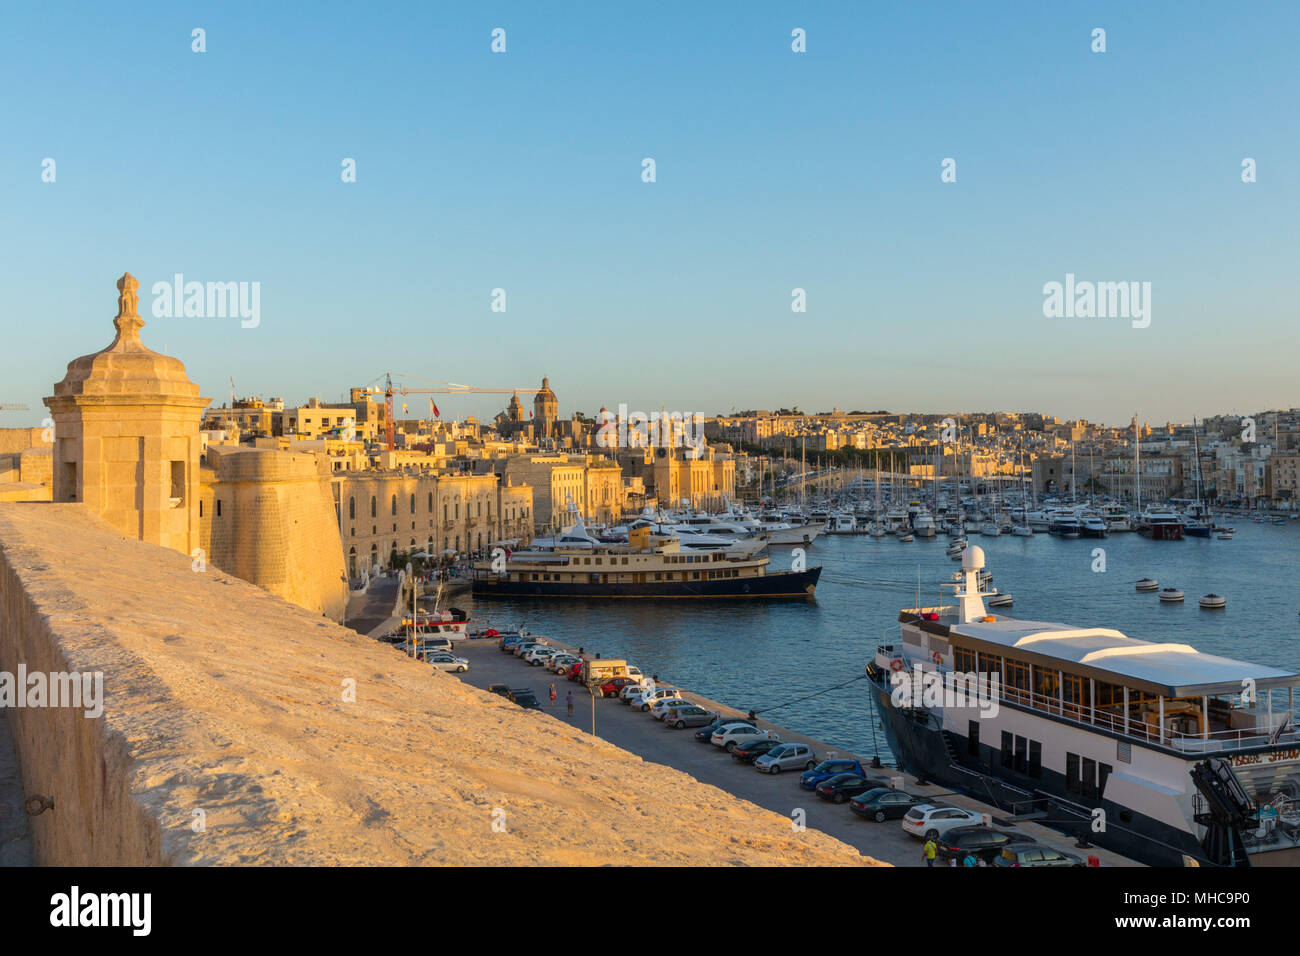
1138 508 1186 541
868 547 1300 867
472 524 820 599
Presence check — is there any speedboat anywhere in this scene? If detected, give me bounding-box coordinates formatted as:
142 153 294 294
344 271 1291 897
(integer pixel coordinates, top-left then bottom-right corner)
988 593 1013 608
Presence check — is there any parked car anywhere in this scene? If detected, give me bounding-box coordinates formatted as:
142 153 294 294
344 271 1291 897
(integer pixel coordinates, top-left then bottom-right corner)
649 696 693 721
663 705 718 729
426 653 470 673
695 718 753 743
848 788 920 822
630 687 682 712
731 738 783 764
814 773 877 803
993 843 1085 867
547 655 580 673
403 636 455 657
506 689 541 709
620 682 648 702
598 677 641 699
799 759 867 791
487 683 512 697
499 634 530 653
753 742 817 774
565 661 585 682
936 826 1029 864
901 805 986 841
711 723 778 753
523 646 562 665
513 640 546 657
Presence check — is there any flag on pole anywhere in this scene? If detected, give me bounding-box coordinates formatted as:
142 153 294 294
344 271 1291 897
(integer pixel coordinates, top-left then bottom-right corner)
402 402 408 415
429 398 440 418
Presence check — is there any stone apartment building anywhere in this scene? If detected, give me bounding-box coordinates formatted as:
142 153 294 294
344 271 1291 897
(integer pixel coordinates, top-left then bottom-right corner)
331 470 533 578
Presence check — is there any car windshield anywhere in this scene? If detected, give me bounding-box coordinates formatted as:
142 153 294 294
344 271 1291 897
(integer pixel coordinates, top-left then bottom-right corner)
813 761 849 773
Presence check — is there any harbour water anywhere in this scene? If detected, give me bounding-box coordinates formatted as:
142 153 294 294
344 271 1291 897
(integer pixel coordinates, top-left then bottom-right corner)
461 522 1300 764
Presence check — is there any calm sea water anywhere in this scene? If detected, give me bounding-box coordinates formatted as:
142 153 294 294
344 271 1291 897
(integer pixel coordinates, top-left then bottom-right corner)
462 522 1300 762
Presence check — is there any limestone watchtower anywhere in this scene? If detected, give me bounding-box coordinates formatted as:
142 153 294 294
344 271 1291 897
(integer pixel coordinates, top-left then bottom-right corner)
44 273 210 556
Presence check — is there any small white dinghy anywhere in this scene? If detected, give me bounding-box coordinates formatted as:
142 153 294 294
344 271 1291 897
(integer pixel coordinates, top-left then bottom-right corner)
1159 588 1185 603
898 533 915 543
988 593 1014 608
1199 593 1226 609
1135 578 1159 592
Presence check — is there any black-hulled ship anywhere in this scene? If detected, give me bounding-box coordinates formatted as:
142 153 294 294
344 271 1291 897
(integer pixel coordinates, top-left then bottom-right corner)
866 545 1299 867
471 521 820 600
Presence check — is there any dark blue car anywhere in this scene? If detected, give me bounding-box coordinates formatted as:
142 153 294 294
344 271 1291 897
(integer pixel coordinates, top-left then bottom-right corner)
799 759 866 791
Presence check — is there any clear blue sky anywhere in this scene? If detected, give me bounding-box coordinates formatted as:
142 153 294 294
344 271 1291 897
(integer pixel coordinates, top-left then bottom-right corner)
3 1 1296 428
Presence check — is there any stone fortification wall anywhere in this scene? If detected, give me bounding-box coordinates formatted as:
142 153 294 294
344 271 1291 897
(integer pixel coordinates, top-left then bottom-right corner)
0 503 877 866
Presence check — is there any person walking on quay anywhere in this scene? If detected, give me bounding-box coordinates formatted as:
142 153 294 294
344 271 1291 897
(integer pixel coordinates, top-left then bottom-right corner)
566 692 575 717
922 837 937 867
549 683 557 708
962 851 978 868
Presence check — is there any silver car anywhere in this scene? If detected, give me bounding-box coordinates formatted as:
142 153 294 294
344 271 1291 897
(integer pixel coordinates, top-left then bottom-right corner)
662 704 718 729
753 742 816 774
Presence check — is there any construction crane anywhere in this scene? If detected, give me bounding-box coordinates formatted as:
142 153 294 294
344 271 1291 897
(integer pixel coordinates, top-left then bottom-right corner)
0 403 31 411
366 374 545 451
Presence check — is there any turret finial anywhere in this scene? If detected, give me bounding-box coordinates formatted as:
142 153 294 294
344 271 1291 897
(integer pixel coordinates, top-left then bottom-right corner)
114 272 145 341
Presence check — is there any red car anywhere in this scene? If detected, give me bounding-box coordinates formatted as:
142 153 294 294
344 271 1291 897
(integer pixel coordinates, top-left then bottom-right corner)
598 676 640 698
566 660 585 682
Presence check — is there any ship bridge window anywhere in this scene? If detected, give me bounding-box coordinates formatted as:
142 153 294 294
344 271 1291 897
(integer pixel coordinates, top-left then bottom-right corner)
953 646 975 673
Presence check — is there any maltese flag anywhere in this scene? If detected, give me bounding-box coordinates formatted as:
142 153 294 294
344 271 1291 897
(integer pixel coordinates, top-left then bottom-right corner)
429 398 440 418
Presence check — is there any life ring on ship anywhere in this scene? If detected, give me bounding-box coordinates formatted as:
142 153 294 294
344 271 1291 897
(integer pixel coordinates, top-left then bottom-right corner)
932 652 943 665
890 659 903 672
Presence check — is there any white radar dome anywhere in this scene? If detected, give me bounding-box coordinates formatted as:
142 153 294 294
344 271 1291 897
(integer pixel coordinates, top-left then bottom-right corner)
961 545 986 572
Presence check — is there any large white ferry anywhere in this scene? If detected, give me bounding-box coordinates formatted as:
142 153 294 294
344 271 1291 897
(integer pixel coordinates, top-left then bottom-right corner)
868 546 1299 866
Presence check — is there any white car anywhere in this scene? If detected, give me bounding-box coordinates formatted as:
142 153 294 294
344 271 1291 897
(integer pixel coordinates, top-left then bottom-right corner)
629 687 681 712
711 723 778 752
649 696 693 721
620 681 651 702
514 640 551 658
523 646 562 665
753 742 817 774
901 805 986 841
426 653 469 673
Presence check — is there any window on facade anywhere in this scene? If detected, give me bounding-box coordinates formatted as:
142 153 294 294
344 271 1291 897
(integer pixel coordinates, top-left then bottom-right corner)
216 499 222 517
410 494 416 514
371 496 377 518
1000 732 1013 769
428 492 433 511
169 461 186 504
1014 736 1027 773
1028 740 1042 778
391 495 397 516
349 497 355 519
1066 752 1081 793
